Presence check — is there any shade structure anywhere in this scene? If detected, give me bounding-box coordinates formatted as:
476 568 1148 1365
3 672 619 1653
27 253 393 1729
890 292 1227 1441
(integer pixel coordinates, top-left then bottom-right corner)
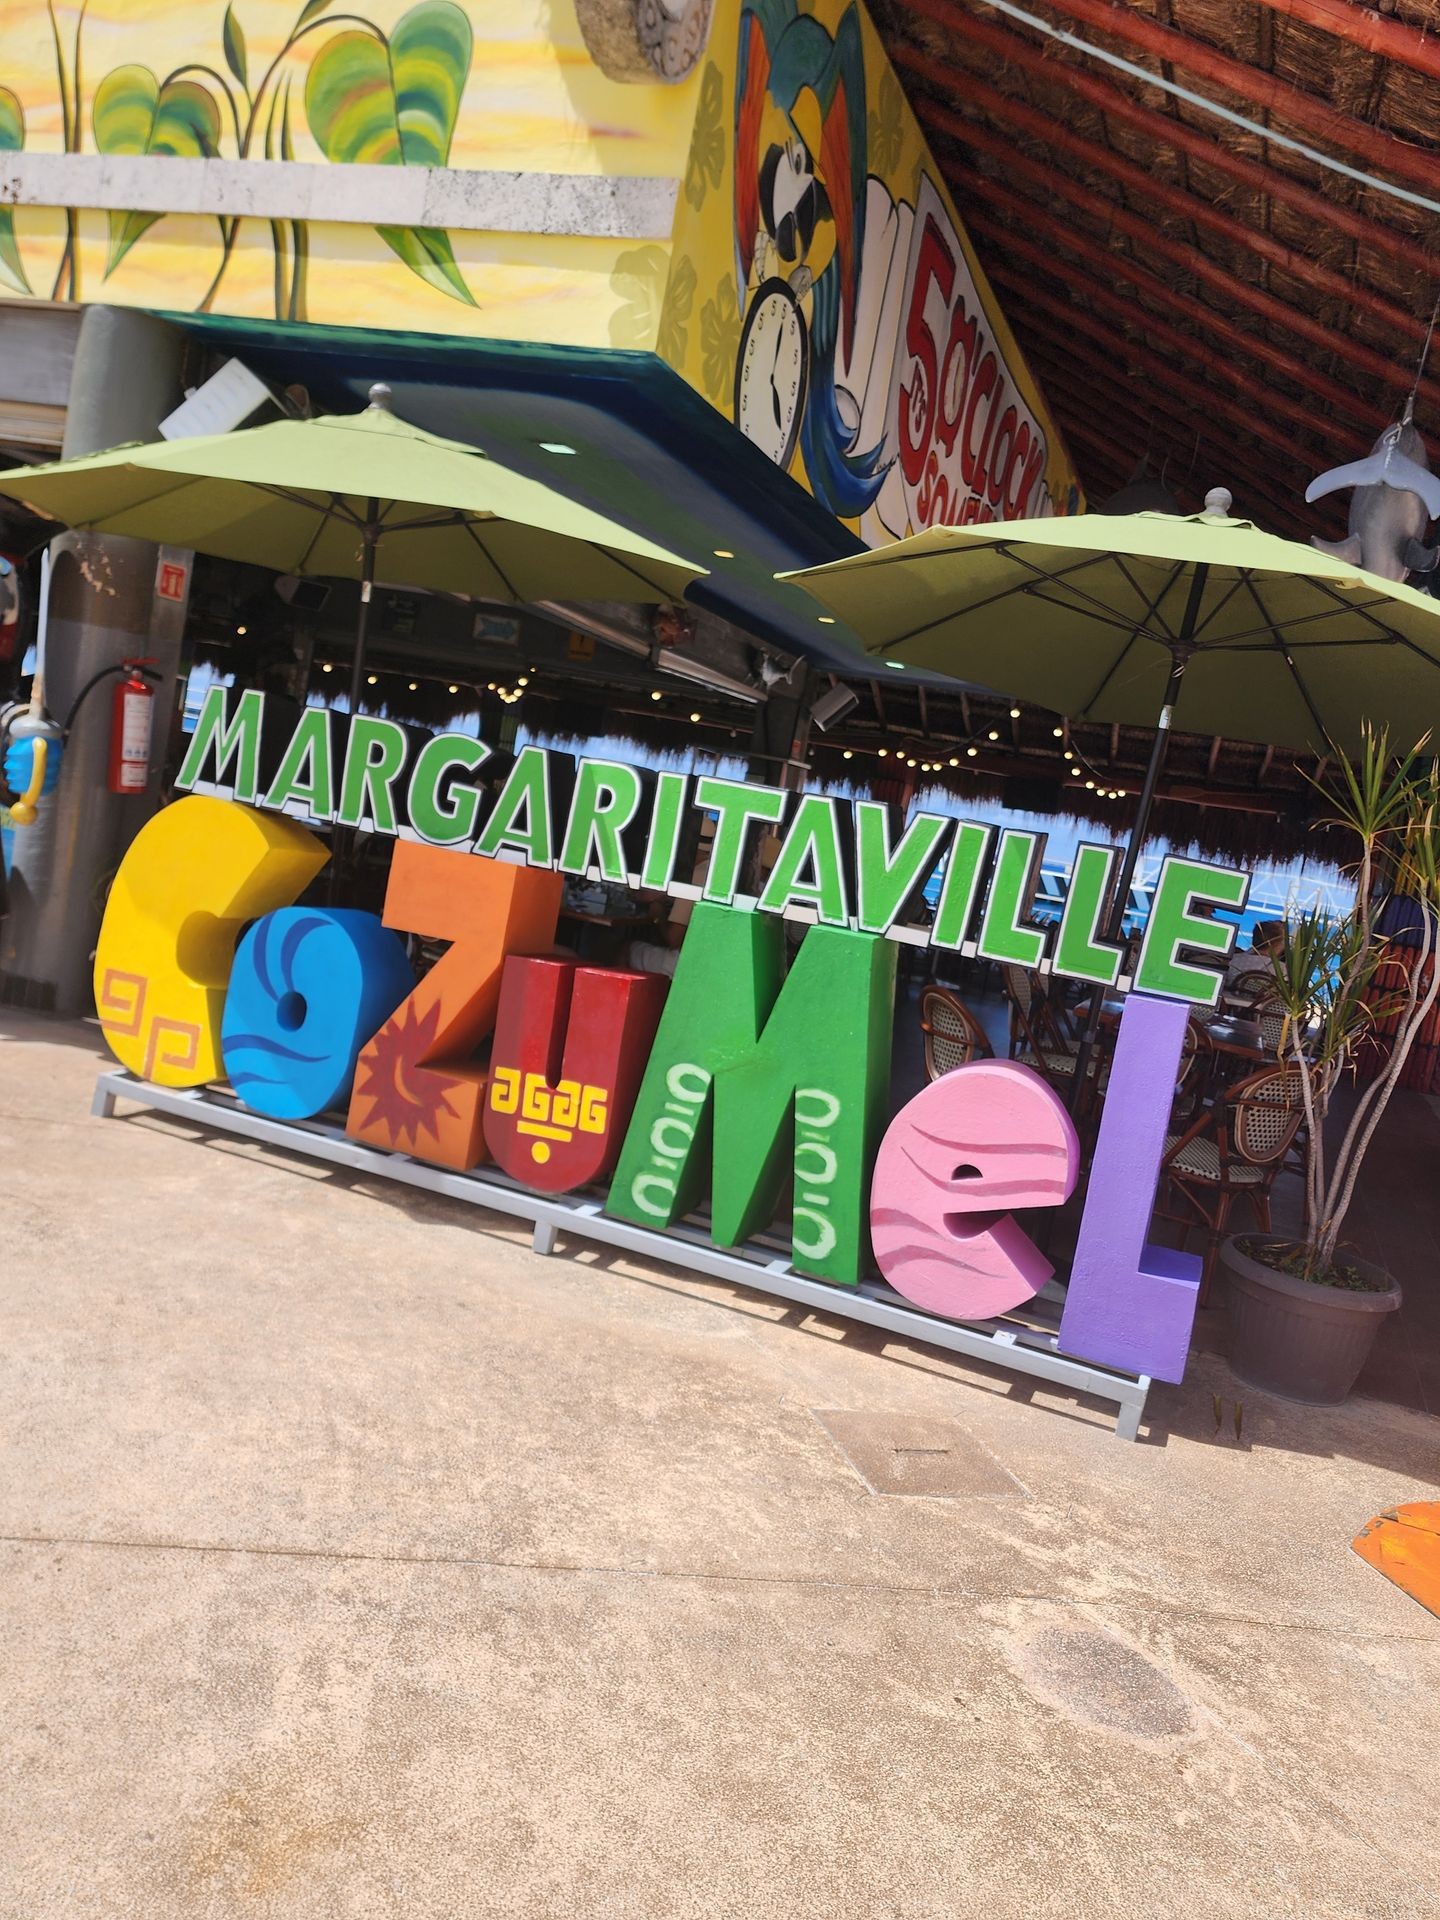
787 500 1440 1116
0 385 705 609
783 505 1440 758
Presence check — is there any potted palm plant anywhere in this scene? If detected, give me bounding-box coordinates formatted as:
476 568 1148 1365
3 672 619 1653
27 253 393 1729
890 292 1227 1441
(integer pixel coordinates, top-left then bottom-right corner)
1220 728 1440 1403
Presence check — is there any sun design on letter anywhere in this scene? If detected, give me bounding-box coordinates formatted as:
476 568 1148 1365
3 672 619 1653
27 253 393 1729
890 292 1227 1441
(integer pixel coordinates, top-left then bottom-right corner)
352 998 461 1150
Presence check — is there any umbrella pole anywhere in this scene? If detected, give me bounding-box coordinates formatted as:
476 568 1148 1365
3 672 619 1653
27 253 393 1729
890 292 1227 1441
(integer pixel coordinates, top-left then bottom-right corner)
330 508 380 904
1066 567 1208 1117
346 506 380 720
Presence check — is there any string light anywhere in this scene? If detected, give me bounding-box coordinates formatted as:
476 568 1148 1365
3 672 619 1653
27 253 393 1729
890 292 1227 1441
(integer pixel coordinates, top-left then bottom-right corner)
651 690 663 702
842 749 853 760
1063 750 1074 760
1053 725 1064 738
877 748 888 757
689 711 701 723
517 676 529 687
366 674 378 685
448 683 458 694
320 662 333 673
966 745 978 758
1010 706 1021 719
407 681 418 691
236 624 248 636
987 729 999 741
948 756 960 767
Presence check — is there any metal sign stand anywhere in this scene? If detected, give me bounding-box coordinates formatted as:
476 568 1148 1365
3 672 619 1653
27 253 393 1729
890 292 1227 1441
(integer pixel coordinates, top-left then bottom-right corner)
92 1070 1152 1440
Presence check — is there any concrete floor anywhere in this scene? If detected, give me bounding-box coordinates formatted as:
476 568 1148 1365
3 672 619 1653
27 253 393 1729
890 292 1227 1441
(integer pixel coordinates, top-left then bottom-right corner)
3 1008 1438 1920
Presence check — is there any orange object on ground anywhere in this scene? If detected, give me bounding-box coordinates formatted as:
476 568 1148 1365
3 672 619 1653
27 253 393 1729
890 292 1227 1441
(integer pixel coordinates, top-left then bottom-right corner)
1352 1503 1440 1618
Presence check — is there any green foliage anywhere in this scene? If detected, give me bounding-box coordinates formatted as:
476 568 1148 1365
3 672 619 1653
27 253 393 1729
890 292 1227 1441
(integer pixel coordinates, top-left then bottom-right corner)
0 88 30 294
222 4 249 91
92 66 223 271
1268 724 1440 1279
303 0 476 304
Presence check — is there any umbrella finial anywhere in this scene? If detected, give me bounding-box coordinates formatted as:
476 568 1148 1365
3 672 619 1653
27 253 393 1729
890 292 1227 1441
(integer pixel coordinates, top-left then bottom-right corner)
367 382 394 412
1203 486 1233 518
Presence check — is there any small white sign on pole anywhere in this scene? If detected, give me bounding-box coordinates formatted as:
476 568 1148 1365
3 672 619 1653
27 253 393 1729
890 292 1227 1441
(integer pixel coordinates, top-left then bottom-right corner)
159 358 271 442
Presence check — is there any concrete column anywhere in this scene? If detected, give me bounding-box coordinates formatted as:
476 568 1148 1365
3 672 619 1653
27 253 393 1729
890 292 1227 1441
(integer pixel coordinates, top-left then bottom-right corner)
1 306 186 1013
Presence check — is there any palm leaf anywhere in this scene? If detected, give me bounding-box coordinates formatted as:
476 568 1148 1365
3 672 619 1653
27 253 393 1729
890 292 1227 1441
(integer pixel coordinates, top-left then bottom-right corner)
0 88 30 294
304 29 401 166
390 0 471 167
376 223 475 305
93 68 222 271
222 4 248 90
305 7 475 305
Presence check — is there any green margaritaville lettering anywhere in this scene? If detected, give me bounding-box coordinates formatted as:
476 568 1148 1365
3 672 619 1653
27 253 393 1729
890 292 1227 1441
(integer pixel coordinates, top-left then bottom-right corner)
174 687 1251 1004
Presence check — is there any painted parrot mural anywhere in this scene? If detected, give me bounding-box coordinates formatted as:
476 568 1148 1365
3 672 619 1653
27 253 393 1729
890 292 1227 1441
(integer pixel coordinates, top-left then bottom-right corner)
733 0 887 519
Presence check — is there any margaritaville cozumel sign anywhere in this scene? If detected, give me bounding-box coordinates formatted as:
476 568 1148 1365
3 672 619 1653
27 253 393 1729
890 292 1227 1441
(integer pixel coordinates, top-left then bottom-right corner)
96 689 1253 1386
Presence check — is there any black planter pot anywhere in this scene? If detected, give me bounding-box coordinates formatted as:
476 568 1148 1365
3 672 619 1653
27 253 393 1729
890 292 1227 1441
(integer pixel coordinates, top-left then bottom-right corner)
1221 1234 1402 1405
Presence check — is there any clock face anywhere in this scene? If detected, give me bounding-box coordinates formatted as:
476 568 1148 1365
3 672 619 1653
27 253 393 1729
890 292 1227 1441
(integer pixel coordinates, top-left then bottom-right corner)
734 278 810 472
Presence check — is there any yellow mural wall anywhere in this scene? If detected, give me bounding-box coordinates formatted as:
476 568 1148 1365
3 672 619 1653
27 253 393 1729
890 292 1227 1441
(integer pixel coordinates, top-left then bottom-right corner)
659 0 1081 540
0 0 697 345
0 0 1077 533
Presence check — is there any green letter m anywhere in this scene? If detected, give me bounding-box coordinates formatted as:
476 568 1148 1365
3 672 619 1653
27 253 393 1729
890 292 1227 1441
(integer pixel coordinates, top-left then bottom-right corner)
175 686 265 803
606 904 896 1286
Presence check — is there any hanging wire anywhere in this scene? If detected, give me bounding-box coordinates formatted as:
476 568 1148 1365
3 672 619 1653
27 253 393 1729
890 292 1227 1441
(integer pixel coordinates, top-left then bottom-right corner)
1403 290 1440 423
977 0 1440 220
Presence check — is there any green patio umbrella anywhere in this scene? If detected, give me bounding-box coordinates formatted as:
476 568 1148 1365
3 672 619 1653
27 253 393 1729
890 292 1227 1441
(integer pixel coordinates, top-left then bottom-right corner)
0 383 706 717
784 493 1440 1098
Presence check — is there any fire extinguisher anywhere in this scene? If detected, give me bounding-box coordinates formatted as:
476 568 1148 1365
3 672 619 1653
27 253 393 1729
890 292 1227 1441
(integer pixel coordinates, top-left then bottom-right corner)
107 657 158 794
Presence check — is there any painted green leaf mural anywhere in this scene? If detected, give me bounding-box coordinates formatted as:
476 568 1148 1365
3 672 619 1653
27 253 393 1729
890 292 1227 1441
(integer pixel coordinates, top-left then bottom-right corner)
0 88 30 295
296 0 336 26
390 1 470 167
222 5 249 91
92 66 223 272
304 1 476 306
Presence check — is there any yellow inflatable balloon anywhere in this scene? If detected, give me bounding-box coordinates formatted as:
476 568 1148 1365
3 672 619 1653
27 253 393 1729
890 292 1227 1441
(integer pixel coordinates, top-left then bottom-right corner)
94 796 328 1086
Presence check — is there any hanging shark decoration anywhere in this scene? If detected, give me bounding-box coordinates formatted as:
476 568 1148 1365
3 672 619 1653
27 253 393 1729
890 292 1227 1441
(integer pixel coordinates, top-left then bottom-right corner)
1305 410 1440 582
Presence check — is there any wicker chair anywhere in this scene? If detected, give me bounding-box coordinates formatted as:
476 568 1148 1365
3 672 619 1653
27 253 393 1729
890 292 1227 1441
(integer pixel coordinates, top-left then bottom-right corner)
1228 968 1276 1007
919 986 993 1080
1001 964 1097 1102
1158 1063 1306 1293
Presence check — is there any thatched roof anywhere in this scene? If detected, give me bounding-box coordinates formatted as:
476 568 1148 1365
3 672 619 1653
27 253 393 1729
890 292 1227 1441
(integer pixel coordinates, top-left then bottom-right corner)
869 0 1440 539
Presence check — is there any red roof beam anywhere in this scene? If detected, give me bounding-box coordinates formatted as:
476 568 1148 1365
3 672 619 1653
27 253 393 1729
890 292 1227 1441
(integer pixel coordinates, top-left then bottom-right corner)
1249 0 1440 85
908 64 1436 358
967 206 1364 450
1019 347 1318 535
921 95 1438 418
898 1 1440 278
977 0 1440 195
1012 323 1321 527
965 170 1386 433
